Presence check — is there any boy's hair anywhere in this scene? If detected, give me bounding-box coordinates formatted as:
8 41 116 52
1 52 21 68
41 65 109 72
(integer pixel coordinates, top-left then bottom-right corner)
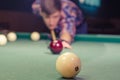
40 0 62 15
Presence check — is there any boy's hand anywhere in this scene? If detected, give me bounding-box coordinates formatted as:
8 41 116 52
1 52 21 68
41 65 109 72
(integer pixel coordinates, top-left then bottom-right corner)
62 41 72 49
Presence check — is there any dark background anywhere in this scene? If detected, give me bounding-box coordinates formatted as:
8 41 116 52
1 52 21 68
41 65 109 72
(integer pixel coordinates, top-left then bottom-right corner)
0 0 120 34
0 0 120 18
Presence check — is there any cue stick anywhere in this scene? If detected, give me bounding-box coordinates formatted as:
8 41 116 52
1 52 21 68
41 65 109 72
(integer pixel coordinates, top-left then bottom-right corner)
51 30 56 41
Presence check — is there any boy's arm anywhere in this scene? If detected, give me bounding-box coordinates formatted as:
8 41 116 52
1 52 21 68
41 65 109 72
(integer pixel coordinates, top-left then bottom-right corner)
59 22 76 49
60 28 73 44
60 30 73 49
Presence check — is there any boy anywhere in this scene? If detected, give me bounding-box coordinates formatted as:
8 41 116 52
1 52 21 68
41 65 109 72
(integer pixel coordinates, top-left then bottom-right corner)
32 0 87 49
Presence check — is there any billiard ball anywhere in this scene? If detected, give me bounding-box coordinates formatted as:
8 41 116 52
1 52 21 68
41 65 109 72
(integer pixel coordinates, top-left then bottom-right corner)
31 31 40 41
0 34 7 46
56 52 81 78
49 40 63 54
7 32 17 42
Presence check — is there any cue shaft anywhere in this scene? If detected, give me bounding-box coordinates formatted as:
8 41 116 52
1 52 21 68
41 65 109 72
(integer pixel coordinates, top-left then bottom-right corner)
51 30 56 41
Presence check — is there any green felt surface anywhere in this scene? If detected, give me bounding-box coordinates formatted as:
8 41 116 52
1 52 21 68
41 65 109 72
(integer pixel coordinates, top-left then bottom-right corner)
0 33 120 80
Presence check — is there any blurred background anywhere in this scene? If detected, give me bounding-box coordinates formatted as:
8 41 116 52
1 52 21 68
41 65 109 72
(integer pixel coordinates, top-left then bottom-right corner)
0 0 120 34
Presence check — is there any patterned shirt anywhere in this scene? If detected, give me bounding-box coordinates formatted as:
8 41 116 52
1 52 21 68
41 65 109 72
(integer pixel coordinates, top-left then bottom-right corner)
32 0 85 38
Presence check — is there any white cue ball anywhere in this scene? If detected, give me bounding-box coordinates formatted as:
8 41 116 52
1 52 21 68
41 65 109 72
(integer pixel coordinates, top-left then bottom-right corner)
7 32 17 42
56 52 81 78
0 34 7 46
31 31 40 41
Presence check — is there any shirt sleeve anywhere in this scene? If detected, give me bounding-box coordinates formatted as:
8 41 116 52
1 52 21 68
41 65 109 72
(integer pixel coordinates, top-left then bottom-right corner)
59 2 83 38
59 17 76 38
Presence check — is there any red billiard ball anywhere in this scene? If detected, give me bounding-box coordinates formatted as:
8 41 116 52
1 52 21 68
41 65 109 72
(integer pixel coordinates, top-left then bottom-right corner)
49 40 63 54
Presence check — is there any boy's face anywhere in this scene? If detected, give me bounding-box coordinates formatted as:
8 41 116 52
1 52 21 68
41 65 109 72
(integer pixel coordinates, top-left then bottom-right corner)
41 11 61 30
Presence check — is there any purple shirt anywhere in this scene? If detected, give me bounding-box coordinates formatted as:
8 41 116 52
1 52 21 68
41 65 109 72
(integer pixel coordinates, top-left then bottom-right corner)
32 0 86 38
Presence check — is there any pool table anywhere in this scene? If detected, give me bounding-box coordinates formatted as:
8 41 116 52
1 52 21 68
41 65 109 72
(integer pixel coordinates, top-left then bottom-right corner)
0 33 120 80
